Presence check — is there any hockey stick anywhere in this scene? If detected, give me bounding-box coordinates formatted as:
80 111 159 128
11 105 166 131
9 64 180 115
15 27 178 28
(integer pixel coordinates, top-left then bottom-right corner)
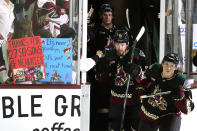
120 26 145 131
140 91 171 99
182 86 197 91
131 26 145 63
140 86 197 99
87 5 94 24
140 79 195 99
126 8 131 29
126 8 145 62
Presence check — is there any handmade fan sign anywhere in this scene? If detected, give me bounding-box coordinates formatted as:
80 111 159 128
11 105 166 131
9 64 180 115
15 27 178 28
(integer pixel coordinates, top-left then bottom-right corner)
40 38 73 83
8 36 46 83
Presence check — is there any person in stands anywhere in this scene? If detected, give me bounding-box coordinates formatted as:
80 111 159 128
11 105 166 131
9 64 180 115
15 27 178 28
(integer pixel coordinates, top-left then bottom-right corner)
0 0 15 84
1 18 33 84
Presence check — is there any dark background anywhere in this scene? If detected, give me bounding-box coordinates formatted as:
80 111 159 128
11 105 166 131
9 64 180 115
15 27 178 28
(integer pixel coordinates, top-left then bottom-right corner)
88 0 161 65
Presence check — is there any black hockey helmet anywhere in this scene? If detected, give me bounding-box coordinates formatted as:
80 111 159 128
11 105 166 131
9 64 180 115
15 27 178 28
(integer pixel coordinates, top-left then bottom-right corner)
113 29 129 44
99 4 113 14
162 53 179 65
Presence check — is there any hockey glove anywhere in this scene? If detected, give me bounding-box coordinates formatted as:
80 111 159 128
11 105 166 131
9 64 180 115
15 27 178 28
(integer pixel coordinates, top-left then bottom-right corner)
185 90 195 112
184 90 192 99
124 63 142 80
96 58 110 74
171 86 185 100
190 101 195 112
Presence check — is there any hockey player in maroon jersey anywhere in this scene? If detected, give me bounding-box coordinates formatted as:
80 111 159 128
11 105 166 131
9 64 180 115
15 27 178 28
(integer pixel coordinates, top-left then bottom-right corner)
138 53 195 131
94 29 146 131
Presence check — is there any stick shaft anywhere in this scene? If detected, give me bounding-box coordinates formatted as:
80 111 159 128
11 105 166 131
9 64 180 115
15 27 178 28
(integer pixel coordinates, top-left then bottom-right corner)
140 91 171 99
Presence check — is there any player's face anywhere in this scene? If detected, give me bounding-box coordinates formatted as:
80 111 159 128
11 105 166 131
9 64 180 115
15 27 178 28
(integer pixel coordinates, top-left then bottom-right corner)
162 61 176 78
114 43 128 56
101 12 113 25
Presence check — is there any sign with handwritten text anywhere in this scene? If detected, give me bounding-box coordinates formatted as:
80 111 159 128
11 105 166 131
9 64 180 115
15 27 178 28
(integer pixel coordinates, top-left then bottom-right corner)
41 38 73 83
7 36 46 83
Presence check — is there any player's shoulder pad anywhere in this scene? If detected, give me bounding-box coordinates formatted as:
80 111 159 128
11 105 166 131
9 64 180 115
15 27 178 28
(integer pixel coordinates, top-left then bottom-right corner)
174 72 187 86
104 49 116 58
147 63 162 75
131 48 146 57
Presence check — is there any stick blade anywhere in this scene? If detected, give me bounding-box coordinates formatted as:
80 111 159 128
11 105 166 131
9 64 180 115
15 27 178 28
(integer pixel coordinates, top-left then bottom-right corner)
136 26 145 42
126 8 130 29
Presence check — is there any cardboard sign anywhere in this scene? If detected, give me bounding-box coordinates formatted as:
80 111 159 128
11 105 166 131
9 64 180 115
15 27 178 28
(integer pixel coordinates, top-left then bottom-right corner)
0 88 80 131
40 38 73 83
7 36 46 83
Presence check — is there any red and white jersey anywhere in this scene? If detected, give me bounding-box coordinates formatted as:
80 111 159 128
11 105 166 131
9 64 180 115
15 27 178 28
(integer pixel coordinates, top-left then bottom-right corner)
43 14 69 37
37 0 56 8
24 0 69 37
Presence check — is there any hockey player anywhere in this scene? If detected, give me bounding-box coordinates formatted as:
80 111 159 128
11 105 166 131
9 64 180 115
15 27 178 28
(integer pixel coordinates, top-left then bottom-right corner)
88 3 117 57
94 29 146 131
87 4 118 131
138 53 195 131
